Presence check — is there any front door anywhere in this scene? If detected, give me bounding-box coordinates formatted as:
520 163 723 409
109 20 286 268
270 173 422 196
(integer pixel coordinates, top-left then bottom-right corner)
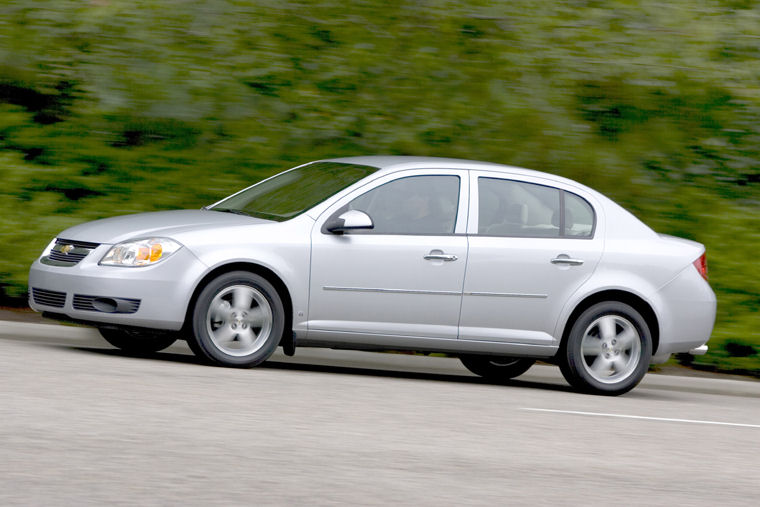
307 170 468 340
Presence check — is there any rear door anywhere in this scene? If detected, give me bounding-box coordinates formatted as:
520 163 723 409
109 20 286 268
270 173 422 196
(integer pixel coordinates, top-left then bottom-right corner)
459 171 603 346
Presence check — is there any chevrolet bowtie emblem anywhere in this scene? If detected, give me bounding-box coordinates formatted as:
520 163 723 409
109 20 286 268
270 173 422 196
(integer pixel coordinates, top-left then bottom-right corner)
60 244 74 254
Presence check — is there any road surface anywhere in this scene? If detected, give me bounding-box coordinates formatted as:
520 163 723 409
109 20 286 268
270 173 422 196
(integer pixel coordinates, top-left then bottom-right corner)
1 320 758 506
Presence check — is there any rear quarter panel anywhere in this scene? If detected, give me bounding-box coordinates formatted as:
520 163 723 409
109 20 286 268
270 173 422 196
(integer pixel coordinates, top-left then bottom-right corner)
553 197 709 353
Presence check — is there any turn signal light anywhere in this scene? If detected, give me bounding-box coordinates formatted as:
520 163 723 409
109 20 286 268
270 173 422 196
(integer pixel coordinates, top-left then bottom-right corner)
150 243 163 262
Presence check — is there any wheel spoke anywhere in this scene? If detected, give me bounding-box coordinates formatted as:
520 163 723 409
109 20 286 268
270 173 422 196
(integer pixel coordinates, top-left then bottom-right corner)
210 300 231 324
582 338 603 356
232 286 254 310
610 355 631 374
236 328 256 348
616 328 637 350
598 315 617 341
246 306 266 328
590 355 611 375
212 325 237 346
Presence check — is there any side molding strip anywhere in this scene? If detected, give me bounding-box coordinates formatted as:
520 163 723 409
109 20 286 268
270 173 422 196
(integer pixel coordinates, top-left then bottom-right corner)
465 291 548 299
323 286 460 296
322 287 548 299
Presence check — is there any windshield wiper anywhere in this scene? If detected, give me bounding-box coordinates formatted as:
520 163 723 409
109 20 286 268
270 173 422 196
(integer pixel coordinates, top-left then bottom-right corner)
208 208 252 217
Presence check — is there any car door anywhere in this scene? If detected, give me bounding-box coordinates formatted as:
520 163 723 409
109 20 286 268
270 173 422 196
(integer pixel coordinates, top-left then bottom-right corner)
307 169 469 341
459 171 603 346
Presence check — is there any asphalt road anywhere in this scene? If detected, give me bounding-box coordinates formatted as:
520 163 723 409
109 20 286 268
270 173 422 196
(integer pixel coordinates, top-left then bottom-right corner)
1 320 759 506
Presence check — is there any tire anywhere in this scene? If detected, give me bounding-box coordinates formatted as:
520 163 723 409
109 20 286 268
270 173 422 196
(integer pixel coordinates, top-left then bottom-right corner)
460 355 536 381
99 327 177 354
559 301 652 396
190 271 285 367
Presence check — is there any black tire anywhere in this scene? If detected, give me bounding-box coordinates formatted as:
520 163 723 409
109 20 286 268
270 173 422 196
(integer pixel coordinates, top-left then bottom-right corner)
99 327 178 354
460 355 536 381
190 271 285 368
559 301 652 396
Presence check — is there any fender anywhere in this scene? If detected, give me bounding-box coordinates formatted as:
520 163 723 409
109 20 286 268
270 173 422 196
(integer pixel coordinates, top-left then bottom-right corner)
554 267 664 346
175 216 314 333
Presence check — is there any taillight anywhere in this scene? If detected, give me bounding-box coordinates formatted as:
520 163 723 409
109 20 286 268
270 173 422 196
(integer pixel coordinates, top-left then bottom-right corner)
693 253 708 281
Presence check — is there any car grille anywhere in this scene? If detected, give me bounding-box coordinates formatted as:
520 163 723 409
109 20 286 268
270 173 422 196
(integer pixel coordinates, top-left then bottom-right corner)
72 294 141 314
32 288 66 308
46 239 100 266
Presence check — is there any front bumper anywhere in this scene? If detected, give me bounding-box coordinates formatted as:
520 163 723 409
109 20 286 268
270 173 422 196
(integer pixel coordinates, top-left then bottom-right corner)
28 245 207 331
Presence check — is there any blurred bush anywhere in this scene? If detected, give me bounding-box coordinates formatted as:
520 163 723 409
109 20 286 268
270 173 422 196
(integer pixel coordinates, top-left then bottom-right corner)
0 0 757 372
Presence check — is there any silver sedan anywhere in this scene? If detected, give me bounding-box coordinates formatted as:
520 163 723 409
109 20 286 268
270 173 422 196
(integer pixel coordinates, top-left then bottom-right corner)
28 156 716 395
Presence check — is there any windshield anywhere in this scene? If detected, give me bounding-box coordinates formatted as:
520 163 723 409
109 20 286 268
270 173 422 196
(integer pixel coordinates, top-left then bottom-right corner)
209 161 379 221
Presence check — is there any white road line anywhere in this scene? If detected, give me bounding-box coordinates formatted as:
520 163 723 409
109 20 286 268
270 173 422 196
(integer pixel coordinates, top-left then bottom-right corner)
521 408 760 429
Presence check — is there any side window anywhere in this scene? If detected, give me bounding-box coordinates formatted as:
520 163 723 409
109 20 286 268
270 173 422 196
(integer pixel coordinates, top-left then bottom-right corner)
346 175 460 234
478 178 560 237
564 191 594 237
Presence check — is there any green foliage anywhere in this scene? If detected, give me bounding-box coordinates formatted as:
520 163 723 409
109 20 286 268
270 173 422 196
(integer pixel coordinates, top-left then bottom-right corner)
0 0 758 372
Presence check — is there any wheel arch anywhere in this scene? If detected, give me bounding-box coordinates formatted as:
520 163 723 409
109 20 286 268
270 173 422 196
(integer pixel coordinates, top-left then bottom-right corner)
183 262 294 345
559 289 660 355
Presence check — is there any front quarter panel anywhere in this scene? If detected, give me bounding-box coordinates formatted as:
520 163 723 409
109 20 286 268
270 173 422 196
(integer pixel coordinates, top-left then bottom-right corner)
177 215 314 333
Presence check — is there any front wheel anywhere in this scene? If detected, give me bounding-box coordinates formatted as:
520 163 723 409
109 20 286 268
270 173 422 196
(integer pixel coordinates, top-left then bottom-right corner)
460 355 536 381
190 271 285 367
559 301 652 396
99 328 177 354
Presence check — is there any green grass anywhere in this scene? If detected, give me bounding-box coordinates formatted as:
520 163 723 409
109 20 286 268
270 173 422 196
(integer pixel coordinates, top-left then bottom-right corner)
0 0 758 373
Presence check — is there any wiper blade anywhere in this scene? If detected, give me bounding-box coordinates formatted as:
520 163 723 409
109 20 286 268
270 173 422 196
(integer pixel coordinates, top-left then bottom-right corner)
209 208 252 217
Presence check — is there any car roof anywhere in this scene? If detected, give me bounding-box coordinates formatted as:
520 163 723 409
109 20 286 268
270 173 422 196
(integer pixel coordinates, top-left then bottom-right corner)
321 155 583 188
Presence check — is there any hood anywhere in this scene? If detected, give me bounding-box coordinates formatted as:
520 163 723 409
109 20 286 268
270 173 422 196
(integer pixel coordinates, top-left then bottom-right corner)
58 209 271 244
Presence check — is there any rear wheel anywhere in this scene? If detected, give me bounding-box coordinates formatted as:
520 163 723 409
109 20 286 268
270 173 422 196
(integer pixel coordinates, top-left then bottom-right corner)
190 271 284 367
560 301 652 395
460 355 536 381
99 328 177 354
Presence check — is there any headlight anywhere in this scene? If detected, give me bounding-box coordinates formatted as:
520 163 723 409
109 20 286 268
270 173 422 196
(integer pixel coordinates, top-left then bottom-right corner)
100 237 182 267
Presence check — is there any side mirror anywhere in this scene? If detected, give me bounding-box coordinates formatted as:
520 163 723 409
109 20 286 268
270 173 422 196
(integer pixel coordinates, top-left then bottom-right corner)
325 210 374 234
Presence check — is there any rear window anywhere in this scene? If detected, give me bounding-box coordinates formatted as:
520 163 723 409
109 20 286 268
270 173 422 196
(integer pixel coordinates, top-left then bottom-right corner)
477 177 595 238
478 178 561 237
564 191 595 238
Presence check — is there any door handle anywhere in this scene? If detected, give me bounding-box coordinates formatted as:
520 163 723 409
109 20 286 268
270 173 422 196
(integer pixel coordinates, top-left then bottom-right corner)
424 252 458 262
551 256 584 266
